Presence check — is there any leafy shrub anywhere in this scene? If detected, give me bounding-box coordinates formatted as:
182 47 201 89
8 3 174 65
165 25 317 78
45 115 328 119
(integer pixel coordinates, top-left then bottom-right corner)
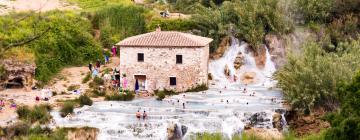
191 0 293 52
92 89 106 97
60 102 75 117
0 65 6 80
147 18 195 31
67 84 80 91
4 125 67 140
89 76 104 89
4 122 30 139
323 71 360 139
93 76 104 85
82 73 91 83
30 105 52 124
105 91 135 101
16 106 31 120
29 125 52 135
275 39 360 111
190 132 245 140
91 5 147 48
295 0 334 23
186 83 208 92
192 132 224 140
327 14 359 47
67 0 133 10
156 91 166 100
154 89 178 100
16 104 52 124
78 95 93 107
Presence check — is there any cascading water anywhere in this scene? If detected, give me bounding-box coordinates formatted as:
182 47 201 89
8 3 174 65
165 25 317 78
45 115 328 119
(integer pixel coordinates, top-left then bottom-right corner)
51 38 286 140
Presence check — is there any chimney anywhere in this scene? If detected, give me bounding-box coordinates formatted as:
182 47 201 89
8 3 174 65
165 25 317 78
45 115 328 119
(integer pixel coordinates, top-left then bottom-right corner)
156 24 161 31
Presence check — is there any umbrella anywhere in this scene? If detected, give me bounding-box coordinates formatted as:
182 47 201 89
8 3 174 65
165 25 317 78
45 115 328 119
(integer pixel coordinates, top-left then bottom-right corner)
135 79 139 91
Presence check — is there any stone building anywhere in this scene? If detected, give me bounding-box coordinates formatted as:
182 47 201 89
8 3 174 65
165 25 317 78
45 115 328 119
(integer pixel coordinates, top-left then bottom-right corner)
116 30 213 92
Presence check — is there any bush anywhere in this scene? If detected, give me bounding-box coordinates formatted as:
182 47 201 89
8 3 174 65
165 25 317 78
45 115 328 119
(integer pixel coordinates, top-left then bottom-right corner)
4 124 67 140
89 76 104 89
275 39 360 111
60 102 75 118
186 84 208 92
0 65 6 80
4 122 30 139
323 71 360 139
16 106 31 120
146 18 195 31
82 73 91 83
154 89 178 100
190 132 245 140
67 84 80 91
156 91 166 100
105 91 135 101
78 95 93 107
91 5 147 48
92 89 106 97
29 125 52 135
192 132 224 140
30 105 52 124
295 0 334 23
190 0 293 52
16 104 52 124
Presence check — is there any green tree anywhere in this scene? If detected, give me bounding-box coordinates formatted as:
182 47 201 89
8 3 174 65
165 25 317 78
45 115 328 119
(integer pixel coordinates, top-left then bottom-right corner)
324 71 360 139
92 5 147 49
295 0 334 23
190 0 292 52
275 39 360 112
0 11 102 85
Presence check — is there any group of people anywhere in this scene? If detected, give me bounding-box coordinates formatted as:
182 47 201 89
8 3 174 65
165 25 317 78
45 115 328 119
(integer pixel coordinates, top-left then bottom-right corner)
136 110 148 120
109 68 129 92
89 45 118 77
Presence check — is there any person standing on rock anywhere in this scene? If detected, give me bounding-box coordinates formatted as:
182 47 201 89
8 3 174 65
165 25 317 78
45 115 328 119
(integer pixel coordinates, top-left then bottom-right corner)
88 63 93 72
111 46 117 57
104 54 109 65
96 59 101 71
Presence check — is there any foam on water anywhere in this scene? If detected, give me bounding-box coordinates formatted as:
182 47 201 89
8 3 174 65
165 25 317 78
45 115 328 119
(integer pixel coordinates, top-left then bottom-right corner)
51 38 285 139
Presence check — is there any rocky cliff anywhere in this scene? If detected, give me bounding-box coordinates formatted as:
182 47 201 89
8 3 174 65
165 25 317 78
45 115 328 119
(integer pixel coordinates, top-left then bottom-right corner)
0 59 36 91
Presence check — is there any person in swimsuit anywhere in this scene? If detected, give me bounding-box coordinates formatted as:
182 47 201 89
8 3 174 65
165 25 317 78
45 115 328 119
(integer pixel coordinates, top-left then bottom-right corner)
136 110 141 120
143 111 147 120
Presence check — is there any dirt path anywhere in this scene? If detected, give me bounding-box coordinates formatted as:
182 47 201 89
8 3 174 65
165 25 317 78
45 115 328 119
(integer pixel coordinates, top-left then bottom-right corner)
0 0 79 15
49 56 119 93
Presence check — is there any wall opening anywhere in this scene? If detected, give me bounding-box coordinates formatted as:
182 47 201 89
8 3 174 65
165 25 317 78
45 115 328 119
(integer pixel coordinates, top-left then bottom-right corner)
134 75 146 91
6 77 24 89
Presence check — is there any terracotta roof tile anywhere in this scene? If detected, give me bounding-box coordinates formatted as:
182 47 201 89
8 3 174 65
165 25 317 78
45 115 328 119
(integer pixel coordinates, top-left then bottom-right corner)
116 31 213 47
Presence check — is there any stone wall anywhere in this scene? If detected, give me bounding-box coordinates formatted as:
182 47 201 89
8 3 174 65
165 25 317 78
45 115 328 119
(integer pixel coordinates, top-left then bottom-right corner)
118 45 209 92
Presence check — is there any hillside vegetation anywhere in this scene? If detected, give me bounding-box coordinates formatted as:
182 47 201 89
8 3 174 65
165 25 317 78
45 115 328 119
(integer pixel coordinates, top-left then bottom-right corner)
0 0 359 138
0 11 102 85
